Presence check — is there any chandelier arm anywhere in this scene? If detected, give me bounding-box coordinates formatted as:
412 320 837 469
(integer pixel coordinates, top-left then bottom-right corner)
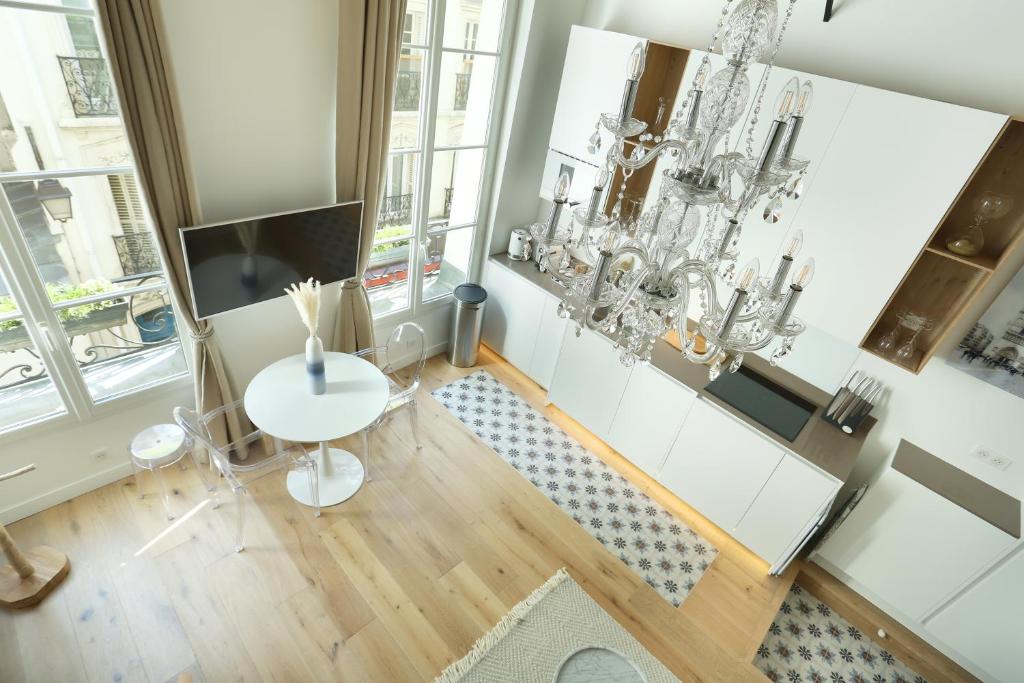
610 138 692 172
666 261 725 365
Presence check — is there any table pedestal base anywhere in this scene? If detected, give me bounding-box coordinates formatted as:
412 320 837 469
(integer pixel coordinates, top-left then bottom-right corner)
287 446 364 507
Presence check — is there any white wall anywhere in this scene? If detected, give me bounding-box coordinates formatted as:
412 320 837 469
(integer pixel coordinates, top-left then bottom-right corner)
159 0 340 392
0 382 192 523
581 0 1024 116
483 0 588 261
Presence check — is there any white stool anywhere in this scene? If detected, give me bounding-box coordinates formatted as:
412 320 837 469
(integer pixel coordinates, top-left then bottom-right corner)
129 424 190 520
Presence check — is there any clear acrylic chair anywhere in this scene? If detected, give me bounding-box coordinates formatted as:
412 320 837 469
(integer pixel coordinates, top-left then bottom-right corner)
354 322 427 480
173 400 319 552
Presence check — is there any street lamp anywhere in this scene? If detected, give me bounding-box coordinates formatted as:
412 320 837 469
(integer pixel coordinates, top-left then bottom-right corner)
35 178 73 222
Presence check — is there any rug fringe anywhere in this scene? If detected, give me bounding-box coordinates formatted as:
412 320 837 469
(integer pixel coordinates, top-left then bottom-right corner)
434 568 571 683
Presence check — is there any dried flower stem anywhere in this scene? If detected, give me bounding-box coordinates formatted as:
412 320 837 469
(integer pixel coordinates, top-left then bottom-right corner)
284 278 321 338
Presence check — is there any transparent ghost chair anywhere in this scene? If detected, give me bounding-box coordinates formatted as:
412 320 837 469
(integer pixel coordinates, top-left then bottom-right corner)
353 322 427 479
173 400 319 552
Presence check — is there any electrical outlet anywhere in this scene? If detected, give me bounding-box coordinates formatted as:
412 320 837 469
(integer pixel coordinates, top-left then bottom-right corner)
91 448 108 462
971 446 1013 471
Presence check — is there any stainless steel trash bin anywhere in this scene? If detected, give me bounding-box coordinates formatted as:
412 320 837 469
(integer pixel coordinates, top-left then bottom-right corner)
448 283 487 367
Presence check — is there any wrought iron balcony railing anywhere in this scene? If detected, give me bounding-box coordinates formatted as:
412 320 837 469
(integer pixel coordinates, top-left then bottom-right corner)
58 55 118 118
395 70 421 111
113 232 160 277
380 193 413 226
454 73 471 110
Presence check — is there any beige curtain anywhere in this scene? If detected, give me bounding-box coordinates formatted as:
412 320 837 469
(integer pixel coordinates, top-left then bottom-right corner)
333 0 408 353
96 0 243 455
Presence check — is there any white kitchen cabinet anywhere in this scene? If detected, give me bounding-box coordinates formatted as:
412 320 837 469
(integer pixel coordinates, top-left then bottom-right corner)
548 26 644 166
526 295 568 390
659 399 784 533
790 86 1006 345
927 546 1024 683
815 468 1016 622
605 364 697 478
734 454 839 566
547 327 632 439
481 261 545 370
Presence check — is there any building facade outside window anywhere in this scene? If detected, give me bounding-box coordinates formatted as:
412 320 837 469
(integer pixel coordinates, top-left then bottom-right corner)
365 0 509 318
0 1 188 435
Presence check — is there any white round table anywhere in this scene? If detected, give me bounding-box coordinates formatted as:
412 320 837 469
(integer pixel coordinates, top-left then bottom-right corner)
244 352 388 507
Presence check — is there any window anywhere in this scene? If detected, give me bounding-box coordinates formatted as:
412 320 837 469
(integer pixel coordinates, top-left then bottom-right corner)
0 1 188 435
366 0 508 317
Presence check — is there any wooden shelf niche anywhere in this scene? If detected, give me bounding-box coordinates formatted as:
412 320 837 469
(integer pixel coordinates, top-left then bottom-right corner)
861 120 1024 373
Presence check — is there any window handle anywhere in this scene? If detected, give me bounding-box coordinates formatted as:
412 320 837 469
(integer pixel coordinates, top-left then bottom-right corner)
38 323 57 355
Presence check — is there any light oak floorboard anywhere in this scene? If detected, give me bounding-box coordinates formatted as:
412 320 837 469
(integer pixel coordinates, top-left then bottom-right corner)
0 345 964 681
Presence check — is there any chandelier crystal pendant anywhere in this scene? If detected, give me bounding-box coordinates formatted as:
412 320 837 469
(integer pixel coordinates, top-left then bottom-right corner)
533 0 817 379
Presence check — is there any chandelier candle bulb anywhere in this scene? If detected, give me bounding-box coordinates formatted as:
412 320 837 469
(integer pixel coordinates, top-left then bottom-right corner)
782 81 814 160
586 169 610 222
545 172 572 240
770 229 804 296
774 257 815 326
718 258 760 339
756 78 800 172
618 42 647 124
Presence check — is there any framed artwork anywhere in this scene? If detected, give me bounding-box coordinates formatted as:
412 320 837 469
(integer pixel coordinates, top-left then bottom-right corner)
948 264 1024 399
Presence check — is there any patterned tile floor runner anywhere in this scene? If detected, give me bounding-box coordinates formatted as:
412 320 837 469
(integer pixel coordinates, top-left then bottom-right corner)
432 370 719 607
755 583 929 683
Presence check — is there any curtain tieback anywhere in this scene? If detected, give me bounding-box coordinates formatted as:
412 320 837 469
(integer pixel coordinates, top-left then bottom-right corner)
190 327 215 343
342 279 364 290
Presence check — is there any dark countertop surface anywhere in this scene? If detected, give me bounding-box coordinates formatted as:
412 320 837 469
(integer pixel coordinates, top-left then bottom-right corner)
489 253 873 482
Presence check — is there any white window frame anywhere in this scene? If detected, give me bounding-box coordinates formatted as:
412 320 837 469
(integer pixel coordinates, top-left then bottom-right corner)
0 0 191 442
370 0 516 326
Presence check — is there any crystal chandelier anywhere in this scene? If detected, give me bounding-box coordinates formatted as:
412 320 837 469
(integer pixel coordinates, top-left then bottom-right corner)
533 0 817 379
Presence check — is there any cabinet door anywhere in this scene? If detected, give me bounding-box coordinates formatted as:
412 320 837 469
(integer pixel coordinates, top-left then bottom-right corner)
791 86 1005 345
547 327 631 438
734 454 839 564
606 364 696 478
481 262 545 370
659 399 784 532
927 546 1024 683
548 26 644 166
816 469 1016 621
527 295 568 390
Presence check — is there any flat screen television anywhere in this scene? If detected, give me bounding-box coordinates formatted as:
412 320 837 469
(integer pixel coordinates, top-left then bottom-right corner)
181 201 363 320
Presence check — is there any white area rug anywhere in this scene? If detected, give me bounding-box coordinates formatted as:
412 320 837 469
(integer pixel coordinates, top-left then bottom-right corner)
755 583 929 683
435 569 680 683
432 370 718 607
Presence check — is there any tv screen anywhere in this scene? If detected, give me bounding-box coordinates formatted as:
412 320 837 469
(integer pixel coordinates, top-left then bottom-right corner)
181 201 363 320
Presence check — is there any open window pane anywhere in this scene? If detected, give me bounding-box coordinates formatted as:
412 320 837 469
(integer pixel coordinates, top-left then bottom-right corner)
0 265 66 430
55 288 186 401
391 48 426 150
429 147 485 229
434 52 496 147
423 225 475 302
2 175 166 303
0 6 131 172
442 0 504 53
0 316 66 432
366 240 411 316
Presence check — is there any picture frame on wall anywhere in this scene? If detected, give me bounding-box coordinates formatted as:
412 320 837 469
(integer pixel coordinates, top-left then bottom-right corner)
948 264 1024 399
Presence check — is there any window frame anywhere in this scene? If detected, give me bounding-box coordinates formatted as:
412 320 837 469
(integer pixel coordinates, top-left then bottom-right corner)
0 0 191 441
368 0 515 324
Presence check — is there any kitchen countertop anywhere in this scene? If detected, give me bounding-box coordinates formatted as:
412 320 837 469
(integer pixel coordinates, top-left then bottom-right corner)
489 253 874 482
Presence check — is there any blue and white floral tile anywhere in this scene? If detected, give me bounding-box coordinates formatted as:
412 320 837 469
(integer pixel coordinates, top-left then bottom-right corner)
432 369 718 607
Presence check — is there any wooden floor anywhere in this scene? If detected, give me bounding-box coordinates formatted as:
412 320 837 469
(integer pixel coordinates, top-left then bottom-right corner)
0 346 966 682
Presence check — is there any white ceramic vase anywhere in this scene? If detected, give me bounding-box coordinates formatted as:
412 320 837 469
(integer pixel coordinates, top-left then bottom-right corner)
305 335 326 395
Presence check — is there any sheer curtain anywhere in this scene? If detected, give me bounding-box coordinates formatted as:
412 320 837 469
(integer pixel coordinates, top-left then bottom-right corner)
333 0 409 353
95 0 244 455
